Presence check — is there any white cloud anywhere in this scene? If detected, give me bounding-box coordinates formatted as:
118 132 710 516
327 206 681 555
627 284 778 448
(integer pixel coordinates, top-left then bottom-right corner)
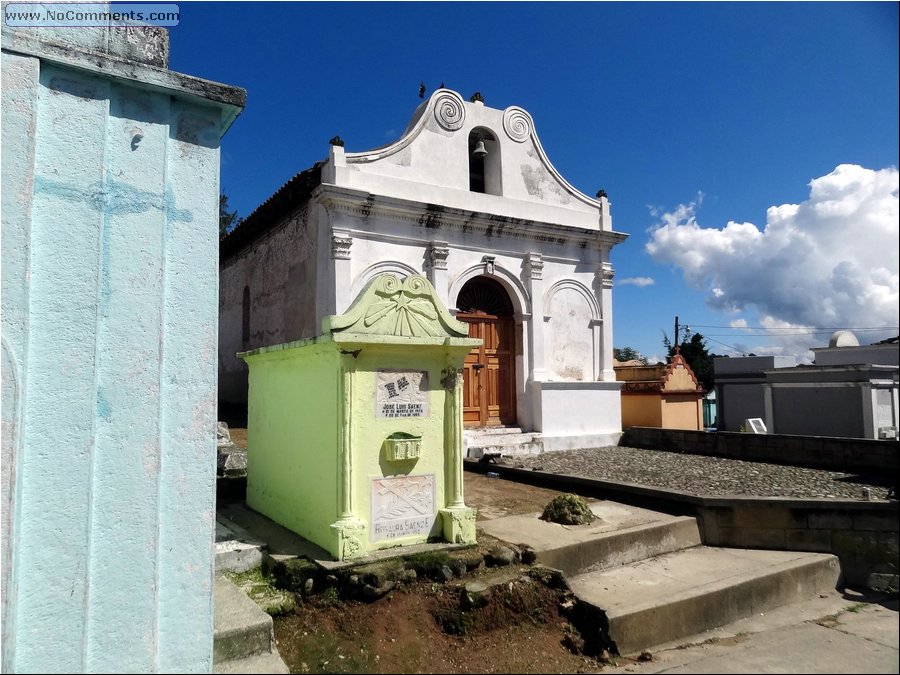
646 164 899 353
618 276 656 287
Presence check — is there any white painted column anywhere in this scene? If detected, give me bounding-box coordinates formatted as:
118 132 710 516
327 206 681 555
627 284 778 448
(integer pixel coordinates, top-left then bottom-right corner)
426 241 450 307
332 229 353 313
523 253 546 380
597 261 616 382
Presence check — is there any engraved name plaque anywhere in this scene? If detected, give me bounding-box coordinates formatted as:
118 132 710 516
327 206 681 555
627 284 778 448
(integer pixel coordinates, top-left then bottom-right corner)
371 474 436 542
375 369 429 418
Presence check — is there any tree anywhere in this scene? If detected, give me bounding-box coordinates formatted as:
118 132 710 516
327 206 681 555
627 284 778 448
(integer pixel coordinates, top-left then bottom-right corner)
219 194 239 238
613 346 648 365
664 332 717 391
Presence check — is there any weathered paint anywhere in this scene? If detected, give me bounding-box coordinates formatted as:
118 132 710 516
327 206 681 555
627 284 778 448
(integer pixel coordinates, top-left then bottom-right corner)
243 276 478 559
1 22 244 674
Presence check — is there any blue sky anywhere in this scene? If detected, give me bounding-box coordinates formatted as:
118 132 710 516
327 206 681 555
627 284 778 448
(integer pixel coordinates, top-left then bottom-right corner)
169 1 899 363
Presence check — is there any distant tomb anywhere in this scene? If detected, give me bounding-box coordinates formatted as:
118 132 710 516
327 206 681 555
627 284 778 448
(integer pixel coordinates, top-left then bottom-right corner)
744 418 768 434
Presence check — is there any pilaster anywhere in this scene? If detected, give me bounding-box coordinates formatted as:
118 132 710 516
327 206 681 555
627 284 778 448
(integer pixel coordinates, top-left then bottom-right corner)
597 261 616 382
425 241 450 308
331 229 353 313
523 253 546 380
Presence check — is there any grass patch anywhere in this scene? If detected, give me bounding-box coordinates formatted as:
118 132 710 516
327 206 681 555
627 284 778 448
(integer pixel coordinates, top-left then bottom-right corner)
404 550 455 579
226 567 296 616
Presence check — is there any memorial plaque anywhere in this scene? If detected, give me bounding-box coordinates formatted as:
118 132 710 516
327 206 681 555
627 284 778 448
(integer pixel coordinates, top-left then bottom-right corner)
371 474 436 542
375 369 429 418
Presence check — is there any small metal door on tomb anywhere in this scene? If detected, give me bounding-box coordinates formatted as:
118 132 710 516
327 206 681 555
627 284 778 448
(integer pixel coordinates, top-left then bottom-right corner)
456 276 516 427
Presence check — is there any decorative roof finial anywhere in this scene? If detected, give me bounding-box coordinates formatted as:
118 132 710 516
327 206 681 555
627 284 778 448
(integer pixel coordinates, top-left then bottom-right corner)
329 136 344 147
470 91 484 103
596 188 608 199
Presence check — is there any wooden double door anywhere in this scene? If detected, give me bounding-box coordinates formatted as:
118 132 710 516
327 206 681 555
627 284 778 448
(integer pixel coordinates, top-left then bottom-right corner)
456 277 517 427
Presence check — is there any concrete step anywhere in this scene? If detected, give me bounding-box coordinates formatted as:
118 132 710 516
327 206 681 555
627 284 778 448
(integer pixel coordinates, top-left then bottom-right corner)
213 651 289 674
568 546 842 656
213 576 287 671
466 426 524 436
465 431 543 458
478 501 701 577
215 516 265 574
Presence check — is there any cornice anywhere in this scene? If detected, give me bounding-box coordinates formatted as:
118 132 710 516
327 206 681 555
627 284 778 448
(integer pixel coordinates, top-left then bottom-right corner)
314 185 627 251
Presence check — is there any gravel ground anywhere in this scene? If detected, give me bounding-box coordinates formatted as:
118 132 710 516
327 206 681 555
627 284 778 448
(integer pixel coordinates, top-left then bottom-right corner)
496 446 895 501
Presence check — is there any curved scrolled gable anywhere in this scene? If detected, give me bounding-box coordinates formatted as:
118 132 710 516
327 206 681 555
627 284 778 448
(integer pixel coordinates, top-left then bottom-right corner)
329 89 607 228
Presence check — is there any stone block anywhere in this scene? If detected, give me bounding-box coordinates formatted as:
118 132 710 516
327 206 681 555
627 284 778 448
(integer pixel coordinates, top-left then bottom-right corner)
731 506 805 530
785 528 832 553
852 513 898 531
718 526 786 549
808 511 853 530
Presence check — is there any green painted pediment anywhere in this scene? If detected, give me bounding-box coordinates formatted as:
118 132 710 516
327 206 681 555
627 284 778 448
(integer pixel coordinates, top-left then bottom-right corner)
326 275 468 339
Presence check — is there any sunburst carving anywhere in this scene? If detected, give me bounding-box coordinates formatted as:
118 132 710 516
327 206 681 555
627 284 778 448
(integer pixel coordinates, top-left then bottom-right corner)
457 277 513 317
328 275 469 338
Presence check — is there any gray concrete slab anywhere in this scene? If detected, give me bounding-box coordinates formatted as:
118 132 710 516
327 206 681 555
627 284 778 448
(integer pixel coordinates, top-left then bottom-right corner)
217 501 332 563
602 591 899 674
569 546 841 654
570 547 839 615
478 502 702 577
213 576 274 664
216 516 266 573
477 501 687 550
213 651 290 674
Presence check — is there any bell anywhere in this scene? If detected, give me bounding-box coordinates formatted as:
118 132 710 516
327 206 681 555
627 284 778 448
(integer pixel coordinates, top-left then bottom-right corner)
472 140 488 158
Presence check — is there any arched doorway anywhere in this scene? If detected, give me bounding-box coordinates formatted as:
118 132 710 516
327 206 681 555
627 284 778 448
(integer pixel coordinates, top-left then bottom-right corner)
456 276 516 427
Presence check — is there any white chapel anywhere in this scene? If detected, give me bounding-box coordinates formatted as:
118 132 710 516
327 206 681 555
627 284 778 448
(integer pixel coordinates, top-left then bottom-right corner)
219 88 629 452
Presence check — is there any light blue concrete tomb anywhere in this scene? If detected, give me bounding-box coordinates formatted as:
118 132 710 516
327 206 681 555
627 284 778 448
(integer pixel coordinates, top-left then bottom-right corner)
2 17 245 673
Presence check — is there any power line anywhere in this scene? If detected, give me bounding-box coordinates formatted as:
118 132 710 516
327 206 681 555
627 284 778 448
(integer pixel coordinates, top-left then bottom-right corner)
686 324 898 332
703 335 751 356
699 332 886 337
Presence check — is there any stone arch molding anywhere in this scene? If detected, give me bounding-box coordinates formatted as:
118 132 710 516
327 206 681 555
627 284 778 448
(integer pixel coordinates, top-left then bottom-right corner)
449 263 530 315
351 260 420 301
543 279 601 322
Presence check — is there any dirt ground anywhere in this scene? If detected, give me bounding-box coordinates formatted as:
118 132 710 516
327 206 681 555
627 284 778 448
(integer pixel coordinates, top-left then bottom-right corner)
227 428 614 673
272 573 606 675
273 472 609 674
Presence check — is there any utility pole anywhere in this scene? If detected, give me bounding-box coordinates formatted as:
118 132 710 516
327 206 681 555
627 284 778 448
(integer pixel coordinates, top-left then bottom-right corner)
674 316 680 355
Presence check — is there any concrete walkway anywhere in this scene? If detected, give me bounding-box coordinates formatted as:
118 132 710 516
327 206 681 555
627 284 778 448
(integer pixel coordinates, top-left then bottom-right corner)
601 589 898 674
215 473 898 674
476 493 898 673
